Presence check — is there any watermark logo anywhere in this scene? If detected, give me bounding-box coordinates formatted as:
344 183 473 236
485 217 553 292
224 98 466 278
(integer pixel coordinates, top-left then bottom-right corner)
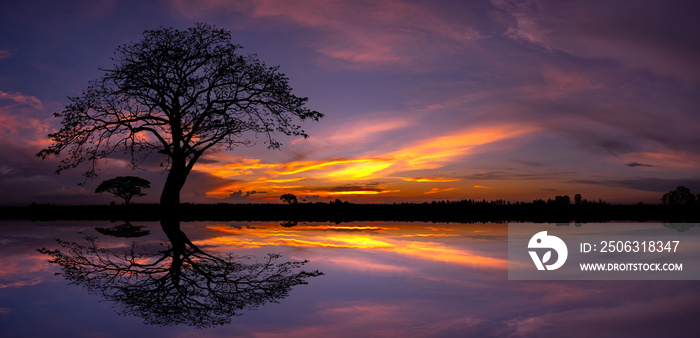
528 231 568 270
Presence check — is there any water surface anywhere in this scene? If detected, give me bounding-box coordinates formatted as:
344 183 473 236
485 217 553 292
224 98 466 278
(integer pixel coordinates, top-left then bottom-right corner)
1 220 698 337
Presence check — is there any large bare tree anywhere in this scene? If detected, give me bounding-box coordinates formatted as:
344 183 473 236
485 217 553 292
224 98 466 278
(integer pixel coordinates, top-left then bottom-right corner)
37 23 323 205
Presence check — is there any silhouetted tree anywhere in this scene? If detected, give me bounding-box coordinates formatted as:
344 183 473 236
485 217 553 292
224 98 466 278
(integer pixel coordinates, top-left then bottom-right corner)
553 195 571 206
662 186 696 206
37 23 323 206
280 193 298 204
95 176 151 205
574 193 582 206
37 220 322 328
95 221 150 238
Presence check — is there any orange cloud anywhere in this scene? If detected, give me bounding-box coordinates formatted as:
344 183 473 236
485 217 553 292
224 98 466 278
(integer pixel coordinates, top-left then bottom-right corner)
195 157 279 177
473 185 493 189
258 177 307 183
424 187 456 195
388 124 535 170
402 177 461 182
302 189 400 196
295 124 536 180
194 123 537 199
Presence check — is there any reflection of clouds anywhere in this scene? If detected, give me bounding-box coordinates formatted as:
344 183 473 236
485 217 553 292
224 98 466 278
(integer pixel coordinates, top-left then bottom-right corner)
256 299 493 338
8 221 700 335
507 291 700 336
401 234 460 238
325 257 413 275
0 253 52 288
198 223 507 269
425 227 455 232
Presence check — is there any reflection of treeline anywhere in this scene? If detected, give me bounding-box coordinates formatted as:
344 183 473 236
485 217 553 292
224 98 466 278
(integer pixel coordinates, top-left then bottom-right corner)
2 199 699 222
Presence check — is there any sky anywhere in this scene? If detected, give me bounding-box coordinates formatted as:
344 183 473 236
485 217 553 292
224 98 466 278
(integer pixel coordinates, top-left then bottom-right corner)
1 0 699 205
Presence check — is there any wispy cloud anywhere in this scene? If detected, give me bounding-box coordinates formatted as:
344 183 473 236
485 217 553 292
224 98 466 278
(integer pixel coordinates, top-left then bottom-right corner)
194 123 537 199
0 91 50 148
172 0 483 68
0 91 42 107
324 118 413 143
402 177 461 182
492 0 700 80
301 183 399 196
570 177 700 193
424 187 456 195
625 162 654 168
253 0 482 67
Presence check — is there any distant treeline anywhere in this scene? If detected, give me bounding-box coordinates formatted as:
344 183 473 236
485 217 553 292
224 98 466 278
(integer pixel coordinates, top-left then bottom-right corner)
1 198 699 222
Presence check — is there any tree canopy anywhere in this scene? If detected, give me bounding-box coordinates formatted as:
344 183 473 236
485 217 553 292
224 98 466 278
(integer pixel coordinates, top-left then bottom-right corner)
37 23 323 205
95 176 151 205
662 186 697 206
280 193 298 204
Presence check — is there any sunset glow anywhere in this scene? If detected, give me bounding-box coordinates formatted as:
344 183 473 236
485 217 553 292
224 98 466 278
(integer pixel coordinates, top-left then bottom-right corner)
3 1 700 336
0 0 698 205
191 124 540 201
198 223 507 268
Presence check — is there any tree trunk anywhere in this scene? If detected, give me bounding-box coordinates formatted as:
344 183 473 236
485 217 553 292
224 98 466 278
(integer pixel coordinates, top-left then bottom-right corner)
160 151 188 206
160 168 187 206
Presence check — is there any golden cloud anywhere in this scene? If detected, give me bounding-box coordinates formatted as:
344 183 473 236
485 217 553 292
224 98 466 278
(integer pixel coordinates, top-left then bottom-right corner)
194 123 537 199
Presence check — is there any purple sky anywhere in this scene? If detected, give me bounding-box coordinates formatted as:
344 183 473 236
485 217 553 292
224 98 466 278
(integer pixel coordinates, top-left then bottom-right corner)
1 0 699 205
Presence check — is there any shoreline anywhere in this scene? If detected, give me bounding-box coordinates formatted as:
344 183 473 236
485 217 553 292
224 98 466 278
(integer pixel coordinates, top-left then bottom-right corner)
1 202 698 222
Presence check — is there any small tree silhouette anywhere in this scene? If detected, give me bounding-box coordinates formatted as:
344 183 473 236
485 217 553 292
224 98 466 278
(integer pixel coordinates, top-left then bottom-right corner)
95 176 151 205
553 195 571 206
574 194 582 206
280 193 298 204
662 186 696 206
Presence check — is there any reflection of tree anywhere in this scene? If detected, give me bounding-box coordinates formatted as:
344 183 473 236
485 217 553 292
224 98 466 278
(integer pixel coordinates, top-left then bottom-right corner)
95 221 150 238
280 220 298 227
663 223 699 232
38 220 323 328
